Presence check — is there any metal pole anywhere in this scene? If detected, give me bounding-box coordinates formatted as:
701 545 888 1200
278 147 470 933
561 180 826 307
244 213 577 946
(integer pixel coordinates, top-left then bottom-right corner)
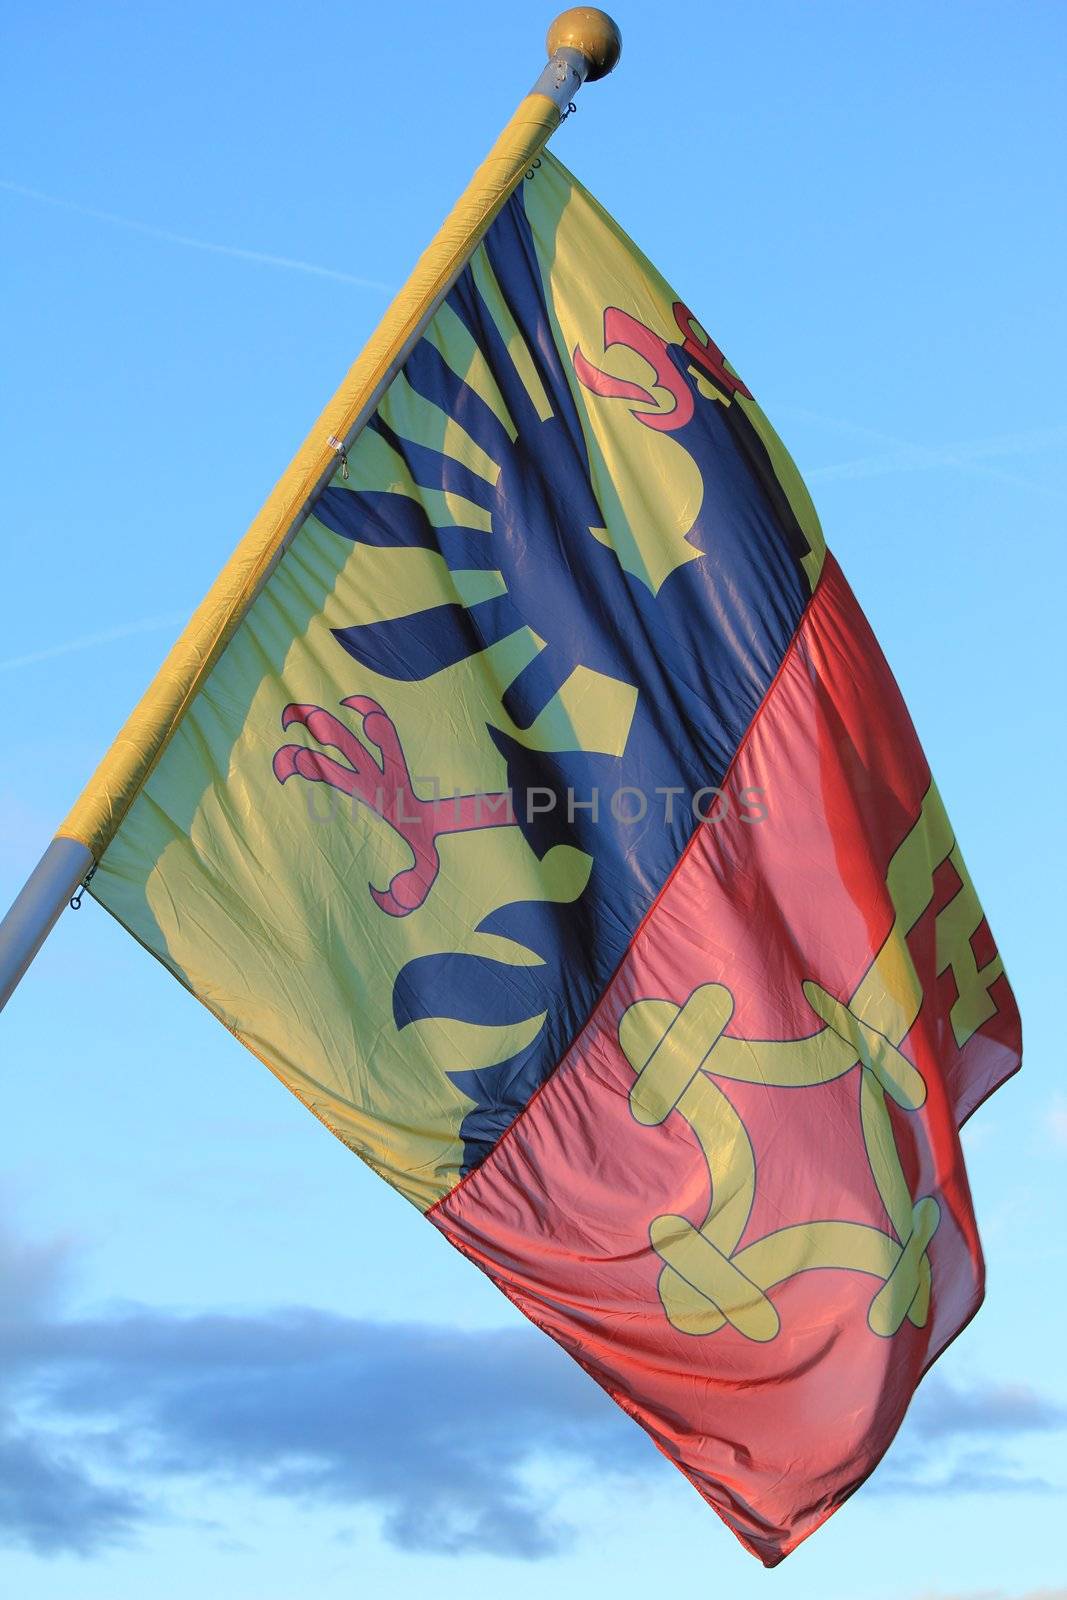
0 838 94 1009
0 9 622 1016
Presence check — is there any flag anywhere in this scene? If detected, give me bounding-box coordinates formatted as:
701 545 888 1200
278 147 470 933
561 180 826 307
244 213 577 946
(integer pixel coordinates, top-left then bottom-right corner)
74 150 1020 1563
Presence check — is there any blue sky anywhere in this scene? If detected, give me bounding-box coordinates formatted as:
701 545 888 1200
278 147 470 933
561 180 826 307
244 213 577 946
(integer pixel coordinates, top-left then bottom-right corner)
2 1 1065 1595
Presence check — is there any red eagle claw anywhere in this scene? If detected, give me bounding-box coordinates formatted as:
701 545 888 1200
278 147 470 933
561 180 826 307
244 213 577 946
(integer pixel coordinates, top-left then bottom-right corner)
273 696 514 917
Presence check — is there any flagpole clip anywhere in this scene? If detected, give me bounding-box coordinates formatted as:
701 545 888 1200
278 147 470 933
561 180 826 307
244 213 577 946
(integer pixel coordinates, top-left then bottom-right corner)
69 863 97 911
328 434 350 480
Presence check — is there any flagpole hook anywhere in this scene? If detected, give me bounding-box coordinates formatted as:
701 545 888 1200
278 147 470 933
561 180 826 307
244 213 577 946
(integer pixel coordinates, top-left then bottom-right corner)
327 435 350 480
69 864 97 911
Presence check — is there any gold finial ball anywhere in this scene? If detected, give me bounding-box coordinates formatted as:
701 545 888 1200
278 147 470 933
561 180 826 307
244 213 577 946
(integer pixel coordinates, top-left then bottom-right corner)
546 8 622 80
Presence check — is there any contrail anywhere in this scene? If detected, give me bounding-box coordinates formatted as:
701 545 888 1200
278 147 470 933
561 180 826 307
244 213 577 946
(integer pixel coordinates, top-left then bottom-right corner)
777 406 1066 500
0 178 395 293
0 614 189 674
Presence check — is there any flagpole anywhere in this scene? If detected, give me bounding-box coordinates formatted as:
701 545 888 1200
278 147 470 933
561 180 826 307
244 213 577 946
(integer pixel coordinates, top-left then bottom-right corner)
0 8 622 1014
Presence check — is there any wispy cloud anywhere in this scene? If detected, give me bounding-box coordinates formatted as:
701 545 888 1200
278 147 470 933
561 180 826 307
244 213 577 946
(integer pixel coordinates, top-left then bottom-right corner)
868 1376 1066 1499
777 404 1067 500
2 1219 1063 1561
0 1419 143 1558
873 1448 1057 1498
0 178 395 294
909 1376 1066 1438
0 614 189 675
0 1220 649 1560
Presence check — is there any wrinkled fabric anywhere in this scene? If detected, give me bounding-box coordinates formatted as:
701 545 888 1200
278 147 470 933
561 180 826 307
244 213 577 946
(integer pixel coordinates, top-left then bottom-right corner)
89 151 1019 1561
